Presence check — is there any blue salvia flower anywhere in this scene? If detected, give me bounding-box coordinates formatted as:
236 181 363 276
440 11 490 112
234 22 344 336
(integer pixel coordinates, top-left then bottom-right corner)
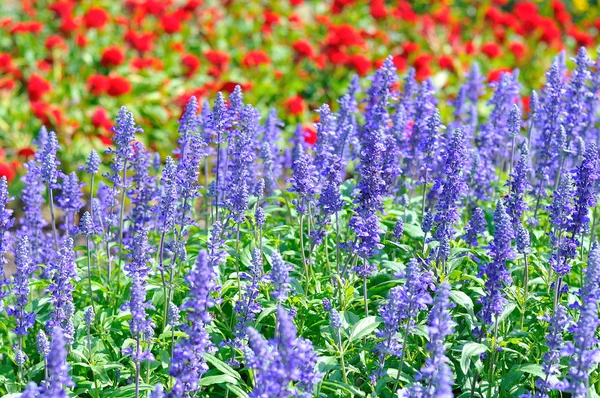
83 307 95 327
375 259 433 360
176 133 205 233
270 251 293 302
226 105 258 224
245 306 320 398
207 221 226 274
149 384 165 398
105 106 143 186
40 131 61 188
314 104 337 172
37 330 50 359
450 62 485 139
289 148 317 215
232 248 264 344
84 149 101 176
432 128 468 264
559 244 600 396
418 109 444 185
167 302 180 327
394 218 404 240
478 200 514 325
121 226 154 364
583 54 600 143
313 153 343 244
176 96 200 159
402 282 455 398
39 327 73 398
533 61 566 197
18 162 47 265
56 172 83 235
516 224 531 255
0 176 13 309
406 79 437 180
157 156 178 234
422 212 434 235
569 143 598 240
563 47 592 145
7 236 36 338
170 250 216 395
47 238 77 344
127 142 156 228
547 174 575 278
462 207 487 247
534 305 570 396
21 382 39 397
505 142 531 226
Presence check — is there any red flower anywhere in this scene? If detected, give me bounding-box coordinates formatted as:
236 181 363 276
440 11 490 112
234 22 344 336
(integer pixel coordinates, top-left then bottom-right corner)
97 135 113 146
17 147 35 159
76 33 87 47
10 21 43 35
262 10 280 33
326 24 365 48
205 50 230 75
161 12 182 34
290 0 303 5
402 41 420 56
508 41 527 61
242 50 270 68
481 42 502 59
370 0 387 19
27 74 51 101
394 1 417 22
88 74 108 95
59 17 80 34
347 54 371 76
84 6 109 29
0 78 15 91
0 53 15 75
107 75 132 97
101 46 125 67
392 54 407 71
92 107 113 131
131 57 163 70
31 101 62 127
0 162 16 181
522 95 531 114
171 42 185 52
125 30 154 53
568 27 594 49
182 53 200 76
292 40 314 59
49 1 73 18
488 67 512 83
552 0 571 26
331 0 356 14
37 60 52 72
45 35 68 51
438 55 454 71
219 81 252 94
284 95 306 116
303 125 317 146
414 54 433 80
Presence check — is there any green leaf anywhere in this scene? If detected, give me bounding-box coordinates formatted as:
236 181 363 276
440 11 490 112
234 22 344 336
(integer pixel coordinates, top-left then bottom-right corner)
199 374 238 386
204 353 242 382
321 380 366 397
348 316 379 342
460 342 488 375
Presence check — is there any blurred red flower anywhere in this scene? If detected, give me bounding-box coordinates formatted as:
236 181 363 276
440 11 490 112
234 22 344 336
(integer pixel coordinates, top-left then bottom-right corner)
370 0 387 20
303 125 317 146
0 78 15 91
438 55 454 71
284 95 306 115
508 41 527 61
125 30 154 53
27 74 51 101
327 24 365 48
391 54 407 71
10 21 43 34
84 6 109 29
31 101 62 126
402 42 420 56
347 54 371 76
92 107 113 131
182 53 200 77
17 147 35 159
481 42 502 59
107 76 131 96
45 35 68 51
101 46 125 67
161 12 182 34
488 67 512 82
0 162 16 181
205 50 230 75
292 40 314 59
88 74 108 95
243 50 270 68
262 10 280 34
49 1 73 18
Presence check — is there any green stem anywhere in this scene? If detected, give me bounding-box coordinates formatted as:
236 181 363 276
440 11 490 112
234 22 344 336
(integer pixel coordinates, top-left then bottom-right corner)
392 320 412 392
